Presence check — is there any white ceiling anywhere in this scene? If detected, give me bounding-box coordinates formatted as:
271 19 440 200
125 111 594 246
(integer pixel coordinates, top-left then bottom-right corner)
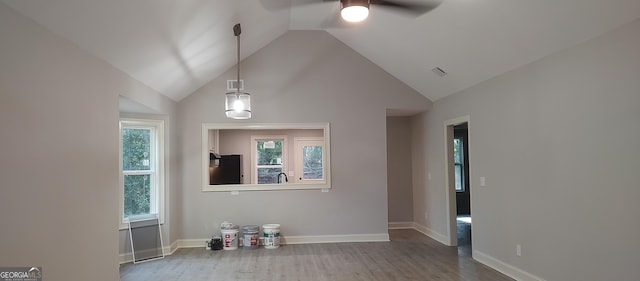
4 0 640 102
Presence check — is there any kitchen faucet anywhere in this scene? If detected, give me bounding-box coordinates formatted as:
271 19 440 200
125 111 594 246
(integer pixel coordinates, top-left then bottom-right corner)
277 172 288 183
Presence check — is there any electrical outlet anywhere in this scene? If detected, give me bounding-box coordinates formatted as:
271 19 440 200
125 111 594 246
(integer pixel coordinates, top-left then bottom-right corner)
516 244 522 257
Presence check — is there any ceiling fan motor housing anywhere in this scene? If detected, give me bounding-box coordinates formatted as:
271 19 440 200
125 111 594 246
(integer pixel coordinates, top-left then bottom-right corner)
341 0 370 10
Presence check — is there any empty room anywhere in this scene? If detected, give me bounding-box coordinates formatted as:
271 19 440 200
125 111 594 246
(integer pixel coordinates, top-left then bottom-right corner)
1 1 639 281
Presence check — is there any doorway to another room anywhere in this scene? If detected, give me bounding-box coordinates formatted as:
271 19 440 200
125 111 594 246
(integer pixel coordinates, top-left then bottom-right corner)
453 123 471 255
444 116 472 254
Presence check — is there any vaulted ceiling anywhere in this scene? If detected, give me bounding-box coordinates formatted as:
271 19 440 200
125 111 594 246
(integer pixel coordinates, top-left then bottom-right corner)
3 0 640 102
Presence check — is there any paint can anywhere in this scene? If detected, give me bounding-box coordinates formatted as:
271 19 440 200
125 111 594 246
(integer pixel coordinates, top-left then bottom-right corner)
242 225 260 249
221 222 239 250
262 224 281 249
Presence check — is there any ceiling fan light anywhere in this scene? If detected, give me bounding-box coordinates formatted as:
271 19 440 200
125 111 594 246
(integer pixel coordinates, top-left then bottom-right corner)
225 92 251 119
341 5 369 22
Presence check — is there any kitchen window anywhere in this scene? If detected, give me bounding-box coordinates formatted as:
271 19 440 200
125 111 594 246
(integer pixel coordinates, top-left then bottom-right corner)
251 136 288 184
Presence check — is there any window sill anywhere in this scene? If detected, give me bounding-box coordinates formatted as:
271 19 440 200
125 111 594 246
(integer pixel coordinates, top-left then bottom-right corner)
202 182 330 192
119 217 165 231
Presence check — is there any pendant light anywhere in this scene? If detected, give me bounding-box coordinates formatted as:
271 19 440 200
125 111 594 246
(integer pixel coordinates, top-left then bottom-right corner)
225 23 251 119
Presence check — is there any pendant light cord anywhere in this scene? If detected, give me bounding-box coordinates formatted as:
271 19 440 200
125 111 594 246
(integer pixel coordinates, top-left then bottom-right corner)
234 23 241 94
236 32 240 93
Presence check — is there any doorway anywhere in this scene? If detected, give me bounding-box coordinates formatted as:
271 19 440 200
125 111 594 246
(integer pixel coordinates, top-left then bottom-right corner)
454 124 471 255
444 116 472 253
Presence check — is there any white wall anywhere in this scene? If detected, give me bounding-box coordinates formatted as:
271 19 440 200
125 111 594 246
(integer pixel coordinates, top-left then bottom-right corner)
0 3 111 280
386 116 414 223
417 19 640 280
0 2 179 277
178 30 431 240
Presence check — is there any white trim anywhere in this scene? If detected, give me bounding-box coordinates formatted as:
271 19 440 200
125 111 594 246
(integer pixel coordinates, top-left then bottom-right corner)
202 123 331 192
443 116 470 246
119 118 166 230
251 135 288 184
281 233 389 244
293 137 326 183
177 239 210 249
411 222 450 246
387 221 414 229
177 233 389 248
474 250 547 281
388 222 449 244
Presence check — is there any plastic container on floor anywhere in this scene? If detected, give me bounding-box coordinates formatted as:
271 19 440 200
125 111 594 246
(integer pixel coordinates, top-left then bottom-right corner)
262 224 281 249
242 225 260 249
221 222 239 250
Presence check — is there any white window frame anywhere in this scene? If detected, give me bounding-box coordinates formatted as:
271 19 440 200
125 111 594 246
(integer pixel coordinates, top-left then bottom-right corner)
454 137 465 192
201 123 332 192
250 135 288 184
119 118 165 230
294 137 325 183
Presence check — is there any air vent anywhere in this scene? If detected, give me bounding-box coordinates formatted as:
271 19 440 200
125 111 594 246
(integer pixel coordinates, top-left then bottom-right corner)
432 67 448 77
227 80 244 91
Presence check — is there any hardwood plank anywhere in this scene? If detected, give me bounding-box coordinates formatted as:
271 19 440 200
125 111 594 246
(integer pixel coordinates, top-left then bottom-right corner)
120 229 513 281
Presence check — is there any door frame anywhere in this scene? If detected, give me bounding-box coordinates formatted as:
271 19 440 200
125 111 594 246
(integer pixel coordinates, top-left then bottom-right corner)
444 116 471 247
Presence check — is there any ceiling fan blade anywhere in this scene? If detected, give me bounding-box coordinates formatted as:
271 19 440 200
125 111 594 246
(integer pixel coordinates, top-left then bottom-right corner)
370 0 442 16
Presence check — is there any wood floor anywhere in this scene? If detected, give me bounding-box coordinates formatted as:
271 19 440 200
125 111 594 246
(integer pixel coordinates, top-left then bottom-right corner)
119 229 513 281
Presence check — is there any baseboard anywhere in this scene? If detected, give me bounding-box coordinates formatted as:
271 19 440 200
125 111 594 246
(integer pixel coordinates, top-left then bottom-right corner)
282 233 390 244
394 223 544 280
411 222 450 245
119 240 178 264
177 238 209 249
177 233 389 247
474 250 546 281
388 221 414 229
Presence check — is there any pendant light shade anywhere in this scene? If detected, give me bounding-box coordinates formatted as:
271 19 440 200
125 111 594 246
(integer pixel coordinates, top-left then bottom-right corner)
225 92 251 119
225 23 251 119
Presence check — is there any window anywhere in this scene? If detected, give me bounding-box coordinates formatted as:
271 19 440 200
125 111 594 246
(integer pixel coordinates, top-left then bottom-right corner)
251 136 287 184
119 119 164 229
454 137 465 192
294 137 324 183
201 123 332 192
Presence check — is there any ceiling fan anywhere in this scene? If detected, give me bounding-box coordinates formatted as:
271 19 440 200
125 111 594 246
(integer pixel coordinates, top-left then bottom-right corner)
337 0 437 22
262 0 440 23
